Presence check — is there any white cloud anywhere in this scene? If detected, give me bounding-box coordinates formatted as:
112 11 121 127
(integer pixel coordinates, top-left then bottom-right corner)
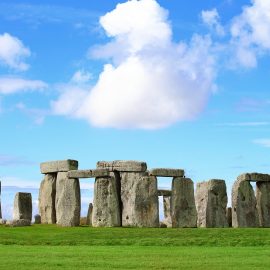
230 0 270 68
71 70 92 84
201 8 225 36
53 0 216 129
0 76 47 94
0 33 30 71
253 139 270 148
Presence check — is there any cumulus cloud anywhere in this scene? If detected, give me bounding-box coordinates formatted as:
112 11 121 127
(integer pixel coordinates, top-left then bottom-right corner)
53 0 216 129
201 8 225 36
0 76 47 94
230 0 270 68
0 33 30 71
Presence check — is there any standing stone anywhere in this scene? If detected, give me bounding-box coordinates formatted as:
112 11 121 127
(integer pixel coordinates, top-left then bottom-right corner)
121 173 159 227
38 173 57 224
171 177 197 228
162 196 172 227
0 181 1 219
196 179 228 228
13 192 32 221
86 203 93 226
92 176 121 227
56 172 81 227
34 214 41 224
232 178 259 227
256 181 270 227
226 207 232 227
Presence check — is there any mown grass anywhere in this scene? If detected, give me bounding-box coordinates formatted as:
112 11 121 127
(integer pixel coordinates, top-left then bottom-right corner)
0 225 270 269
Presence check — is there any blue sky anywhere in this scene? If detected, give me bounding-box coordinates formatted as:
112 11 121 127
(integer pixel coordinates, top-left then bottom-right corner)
0 0 270 218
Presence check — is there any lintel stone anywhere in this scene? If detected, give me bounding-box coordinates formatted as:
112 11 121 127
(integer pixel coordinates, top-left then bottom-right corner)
40 160 78 174
97 160 147 172
157 189 172 196
237 172 270 182
68 169 110 179
149 168 184 177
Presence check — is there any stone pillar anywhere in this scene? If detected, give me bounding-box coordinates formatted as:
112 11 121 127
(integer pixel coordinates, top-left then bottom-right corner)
34 214 41 224
256 181 270 227
232 178 259 227
55 172 81 227
196 179 228 228
163 196 172 227
92 176 121 227
13 192 32 221
86 203 93 226
171 177 197 228
226 207 232 227
38 173 57 224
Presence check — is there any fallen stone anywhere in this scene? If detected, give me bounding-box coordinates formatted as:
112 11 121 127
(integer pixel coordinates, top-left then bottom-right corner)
92 176 121 227
9 219 31 227
86 203 93 226
121 173 159 227
232 178 259 227
157 190 172 196
196 179 228 228
40 160 78 174
226 207 232 227
162 195 172 227
256 181 270 227
171 177 197 228
149 168 184 177
68 169 110 179
34 214 41 224
56 172 81 227
38 173 57 224
97 160 147 172
13 192 32 221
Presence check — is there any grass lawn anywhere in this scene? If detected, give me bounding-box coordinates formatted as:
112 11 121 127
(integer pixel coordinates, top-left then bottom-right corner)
0 225 270 269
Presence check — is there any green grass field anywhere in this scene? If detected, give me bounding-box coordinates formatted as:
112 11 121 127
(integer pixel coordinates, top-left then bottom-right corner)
0 225 270 269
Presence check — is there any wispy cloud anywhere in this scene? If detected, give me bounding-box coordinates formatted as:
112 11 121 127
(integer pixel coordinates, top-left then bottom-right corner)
0 155 35 167
218 122 270 127
235 98 270 112
253 139 270 148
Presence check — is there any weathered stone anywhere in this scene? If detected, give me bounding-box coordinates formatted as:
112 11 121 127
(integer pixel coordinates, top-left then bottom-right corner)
92 176 121 227
226 207 232 227
68 169 110 179
157 190 172 196
256 181 270 227
56 172 81 227
232 178 259 227
196 179 228 228
9 219 31 227
0 181 1 219
159 222 167 228
86 203 93 226
237 172 270 182
162 196 172 227
97 160 147 172
171 177 197 228
149 168 184 177
13 192 32 221
0 219 6 225
38 173 56 224
121 173 159 227
40 160 78 174
34 214 41 224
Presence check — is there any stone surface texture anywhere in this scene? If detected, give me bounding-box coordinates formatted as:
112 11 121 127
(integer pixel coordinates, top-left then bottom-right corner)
86 203 93 226
8 219 31 227
121 173 159 227
92 176 121 227
226 207 232 227
68 169 110 179
56 172 81 227
237 172 270 182
38 173 57 224
256 181 270 227
196 179 228 228
40 160 78 174
232 178 259 227
97 160 147 172
149 168 184 177
13 192 32 221
171 177 197 228
162 196 172 227
34 214 41 224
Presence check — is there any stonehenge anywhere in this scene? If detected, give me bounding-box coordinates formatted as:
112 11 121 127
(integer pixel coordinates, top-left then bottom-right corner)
13 192 32 221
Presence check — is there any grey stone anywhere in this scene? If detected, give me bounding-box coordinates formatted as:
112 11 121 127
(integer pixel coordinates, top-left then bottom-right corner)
232 178 259 227
92 176 121 227
121 173 159 227
86 203 93 226
68 169 110 179
0 219 6 225
40 160 78 174
162 196 172 227
149 168 184 177
159 222 167 228
237 172 270 182
34 214 41 224
226 207 232 227
196 179 228 228
56 172 81 227
171 177 197 228
256 181 270 227
97 160 147 172
13 192 32 221
9 219 31 227
157 190 172 196
38 173 56 224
